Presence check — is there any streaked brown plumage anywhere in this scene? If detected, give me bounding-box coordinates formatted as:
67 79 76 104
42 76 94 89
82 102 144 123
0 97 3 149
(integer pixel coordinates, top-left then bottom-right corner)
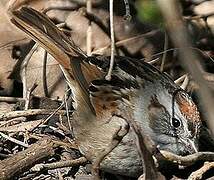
11 7 201 177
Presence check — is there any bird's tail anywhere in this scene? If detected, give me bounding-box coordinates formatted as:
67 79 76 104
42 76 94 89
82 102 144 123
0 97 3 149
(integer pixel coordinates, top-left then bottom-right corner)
11 7 99 113
11 7 86 70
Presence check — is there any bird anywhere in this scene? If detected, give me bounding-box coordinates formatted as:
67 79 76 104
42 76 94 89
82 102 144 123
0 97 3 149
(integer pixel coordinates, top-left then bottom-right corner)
10 7 201 177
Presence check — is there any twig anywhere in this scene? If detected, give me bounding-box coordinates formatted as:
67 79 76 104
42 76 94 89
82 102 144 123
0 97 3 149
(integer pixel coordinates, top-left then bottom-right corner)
0 96 61 104
64 90 72 132
160 150 214 166
0 119 43 132
0 38 27 50
0 137 56 180
43 125 65 136
86 0 92 56
160 32 168 72
0 132 29 148
56 122 71 135
105 0 115 81
0 117 26 128
93 30 159 55
0 96 24 103
139 47 214 64
174 74 190 90
29 102 66 132
0 109 67 121
43 50 49 97
157 0 214 136
188 161 214 180
52 139 78 149
31 157 87 172
148 57 160 65
21 43 39 99
24 83 38 110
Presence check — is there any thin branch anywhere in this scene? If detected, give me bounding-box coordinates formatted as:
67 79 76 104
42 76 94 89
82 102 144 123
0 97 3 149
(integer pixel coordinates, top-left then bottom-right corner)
24 83 38 110
148 57 160 65
21 43 39 99
0 137 56 180
0 119 43 132
64 90 72 132
160 150 214 166
160 32 168 72
140 47 214 64
86 0 92 56
92 30 159 55
0 96 24 103
188 161 214 180
0 117 26 128
43 50 49 97
0 38 27 50
29 102 66 132
0 132 29 148
0 109 67 121
31 157 87 172
184 13 214 20
105 0 115 81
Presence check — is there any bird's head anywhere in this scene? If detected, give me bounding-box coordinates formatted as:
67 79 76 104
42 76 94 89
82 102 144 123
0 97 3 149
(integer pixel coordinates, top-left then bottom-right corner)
148 89 201 155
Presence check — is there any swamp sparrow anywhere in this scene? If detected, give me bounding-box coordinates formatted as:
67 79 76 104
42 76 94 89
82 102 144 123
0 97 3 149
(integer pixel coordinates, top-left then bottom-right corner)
11 7 201 177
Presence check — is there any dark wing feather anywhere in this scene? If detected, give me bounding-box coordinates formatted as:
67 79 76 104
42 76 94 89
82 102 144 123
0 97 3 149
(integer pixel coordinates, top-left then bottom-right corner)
11 7 179 116
87 55 177 89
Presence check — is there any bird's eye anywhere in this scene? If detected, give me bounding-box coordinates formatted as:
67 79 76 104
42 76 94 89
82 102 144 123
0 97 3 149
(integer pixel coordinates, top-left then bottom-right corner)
171 118 181 128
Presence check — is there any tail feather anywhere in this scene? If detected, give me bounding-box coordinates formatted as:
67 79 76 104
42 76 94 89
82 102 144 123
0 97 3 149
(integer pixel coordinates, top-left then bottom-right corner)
11 7 96 113
11 7 86 69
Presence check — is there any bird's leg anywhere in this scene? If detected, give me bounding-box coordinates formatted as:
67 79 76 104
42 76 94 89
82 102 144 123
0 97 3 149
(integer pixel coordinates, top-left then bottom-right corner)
91 118 129 179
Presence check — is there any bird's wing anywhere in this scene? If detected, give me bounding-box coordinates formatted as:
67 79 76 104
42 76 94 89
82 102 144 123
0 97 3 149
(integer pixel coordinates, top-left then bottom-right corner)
84 55 179 117
11 7 179 117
